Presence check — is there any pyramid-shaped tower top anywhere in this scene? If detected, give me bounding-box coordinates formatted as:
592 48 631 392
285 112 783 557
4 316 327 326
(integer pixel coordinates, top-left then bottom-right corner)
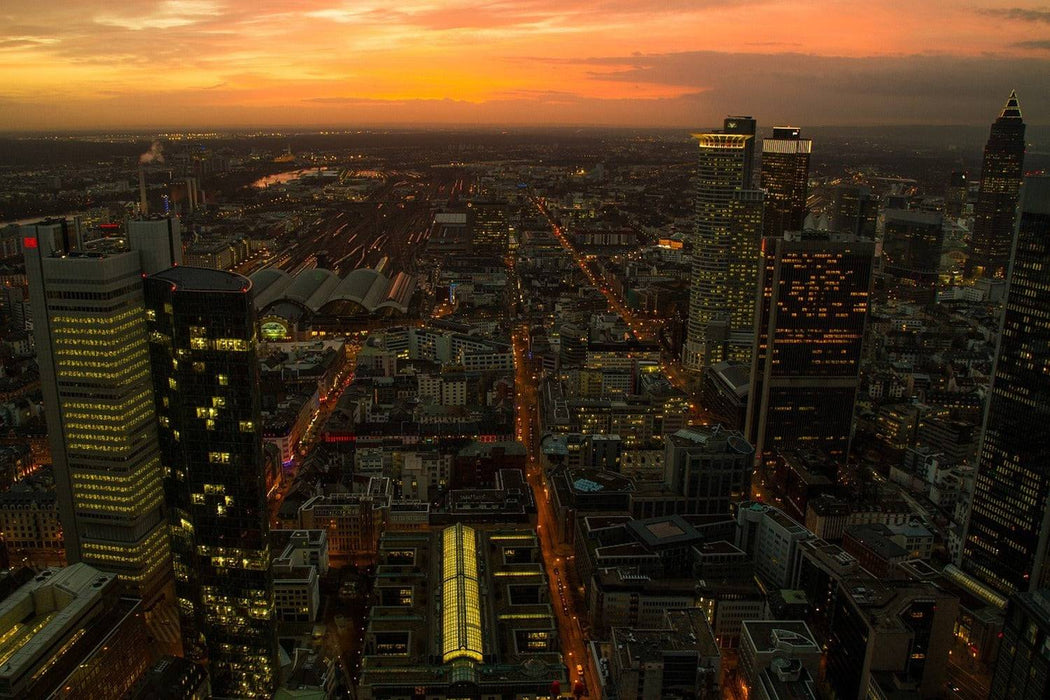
1000 90 1022 120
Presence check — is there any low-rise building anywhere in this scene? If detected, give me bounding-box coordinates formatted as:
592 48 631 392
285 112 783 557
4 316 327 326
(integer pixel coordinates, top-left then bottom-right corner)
358 525 568 700
740 620 821 695
608 608 721 699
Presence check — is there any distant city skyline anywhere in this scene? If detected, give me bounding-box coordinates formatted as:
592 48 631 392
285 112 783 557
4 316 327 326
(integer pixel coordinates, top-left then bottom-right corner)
2 1 1050 130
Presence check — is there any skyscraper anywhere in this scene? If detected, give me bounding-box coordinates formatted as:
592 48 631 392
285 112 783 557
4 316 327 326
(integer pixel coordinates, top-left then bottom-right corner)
746 231 874 472
991 589 1050 699
24 217 181 603
945 171 969 221
145 267 278 697
961 177 1050 598
882 209 944 304
829 185 877 240
967 91 1026 279
760 127 811 238
685 116 765 372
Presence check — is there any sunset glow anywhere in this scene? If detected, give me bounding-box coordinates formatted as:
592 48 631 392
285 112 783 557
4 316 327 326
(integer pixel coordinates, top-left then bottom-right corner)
2 0 1049 130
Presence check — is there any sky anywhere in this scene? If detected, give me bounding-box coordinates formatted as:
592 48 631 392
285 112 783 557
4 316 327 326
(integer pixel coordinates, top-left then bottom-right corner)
1 1 1049 131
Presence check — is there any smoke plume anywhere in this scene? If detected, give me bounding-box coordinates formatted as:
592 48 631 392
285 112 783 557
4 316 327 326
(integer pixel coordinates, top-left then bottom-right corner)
140 140 165 164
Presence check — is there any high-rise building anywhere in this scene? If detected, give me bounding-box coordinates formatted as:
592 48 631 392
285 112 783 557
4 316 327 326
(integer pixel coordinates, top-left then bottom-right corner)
829 185 877 240
685 116 765 372
967 91 1026 279
145 267 278 697
467 199 510 254
746 231 874 469
881 209 944 304
24 217 181 603
991 588 1050 700
961 177 1050 597
760 127 811 238
945 170 969 221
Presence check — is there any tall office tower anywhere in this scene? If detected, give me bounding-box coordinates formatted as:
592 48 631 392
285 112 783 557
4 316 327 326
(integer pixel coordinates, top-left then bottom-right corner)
23 217 181 603
467 199 510 254
945 171 969 221
961 177 1050 598
991 589 1050 699
829 185 878 240
145 267 277 698
882 209 944 304
967 91 1026 279
760 126 812 238
746 231 874 472
685 116 765 372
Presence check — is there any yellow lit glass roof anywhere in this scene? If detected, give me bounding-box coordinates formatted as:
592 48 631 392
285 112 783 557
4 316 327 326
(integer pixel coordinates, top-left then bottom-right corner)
442 524 483 663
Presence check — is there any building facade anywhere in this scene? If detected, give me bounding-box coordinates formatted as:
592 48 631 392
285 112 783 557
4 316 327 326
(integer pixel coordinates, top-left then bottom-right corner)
145 267 278 697
746 231 874 468
24 217 180 603
967 91 1026 279
962 177 1050 597
991 589 1050 700
760 127 811 239
685 116 765 372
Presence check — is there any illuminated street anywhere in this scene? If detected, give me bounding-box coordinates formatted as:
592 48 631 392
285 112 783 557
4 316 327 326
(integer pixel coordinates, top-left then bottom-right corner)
513 325 600 698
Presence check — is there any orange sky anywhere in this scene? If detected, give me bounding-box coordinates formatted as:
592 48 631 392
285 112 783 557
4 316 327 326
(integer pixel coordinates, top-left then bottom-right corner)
1 1 1048 130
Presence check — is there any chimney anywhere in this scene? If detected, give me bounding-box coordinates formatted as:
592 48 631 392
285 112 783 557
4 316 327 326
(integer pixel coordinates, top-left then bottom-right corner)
139 165 149 216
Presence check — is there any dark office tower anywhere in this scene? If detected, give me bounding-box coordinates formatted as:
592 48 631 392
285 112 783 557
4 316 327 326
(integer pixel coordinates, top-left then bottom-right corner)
882 210 944 304
760 127 812 238
746 231 874 472
961 177 1050 598
945 171 969 220
967 91 1026 279
145 268 277 698
23 217 181 604
685 116 764 372
991 589 1050 700
467 199 510 254
830 185 878 240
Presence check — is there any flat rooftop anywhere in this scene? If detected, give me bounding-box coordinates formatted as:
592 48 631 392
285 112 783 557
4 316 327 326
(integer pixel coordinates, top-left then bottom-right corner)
152 266 250 293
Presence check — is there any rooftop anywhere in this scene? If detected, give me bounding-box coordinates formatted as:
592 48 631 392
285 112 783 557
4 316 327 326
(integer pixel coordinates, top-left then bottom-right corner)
153 265 250 293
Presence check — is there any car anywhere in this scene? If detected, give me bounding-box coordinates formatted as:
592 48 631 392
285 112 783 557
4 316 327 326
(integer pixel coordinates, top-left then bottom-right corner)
553 567 559 575
576 664 584 676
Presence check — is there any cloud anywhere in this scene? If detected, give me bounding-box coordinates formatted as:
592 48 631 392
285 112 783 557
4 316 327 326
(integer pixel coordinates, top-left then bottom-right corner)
1 1 1049 129
0 37 58 50
977 7 1050 23
94 1 223 30
548 50 1050 124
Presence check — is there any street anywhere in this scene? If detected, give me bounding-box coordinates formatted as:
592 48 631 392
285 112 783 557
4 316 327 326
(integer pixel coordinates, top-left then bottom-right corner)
513 325 601 698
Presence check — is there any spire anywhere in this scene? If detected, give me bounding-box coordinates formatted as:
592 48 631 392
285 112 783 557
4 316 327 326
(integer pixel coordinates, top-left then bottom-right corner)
1000 90 1022 120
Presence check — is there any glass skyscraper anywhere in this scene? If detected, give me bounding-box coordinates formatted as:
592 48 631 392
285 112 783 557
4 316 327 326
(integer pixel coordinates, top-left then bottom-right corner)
24 217 181 604
967 91 1025 279
145 267 277 698
962 176 1050 598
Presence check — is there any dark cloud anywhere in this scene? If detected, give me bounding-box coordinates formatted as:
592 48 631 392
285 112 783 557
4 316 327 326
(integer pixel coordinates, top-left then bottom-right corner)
978 8 1050 23
556 50 1050 124
1013 39 1050 49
